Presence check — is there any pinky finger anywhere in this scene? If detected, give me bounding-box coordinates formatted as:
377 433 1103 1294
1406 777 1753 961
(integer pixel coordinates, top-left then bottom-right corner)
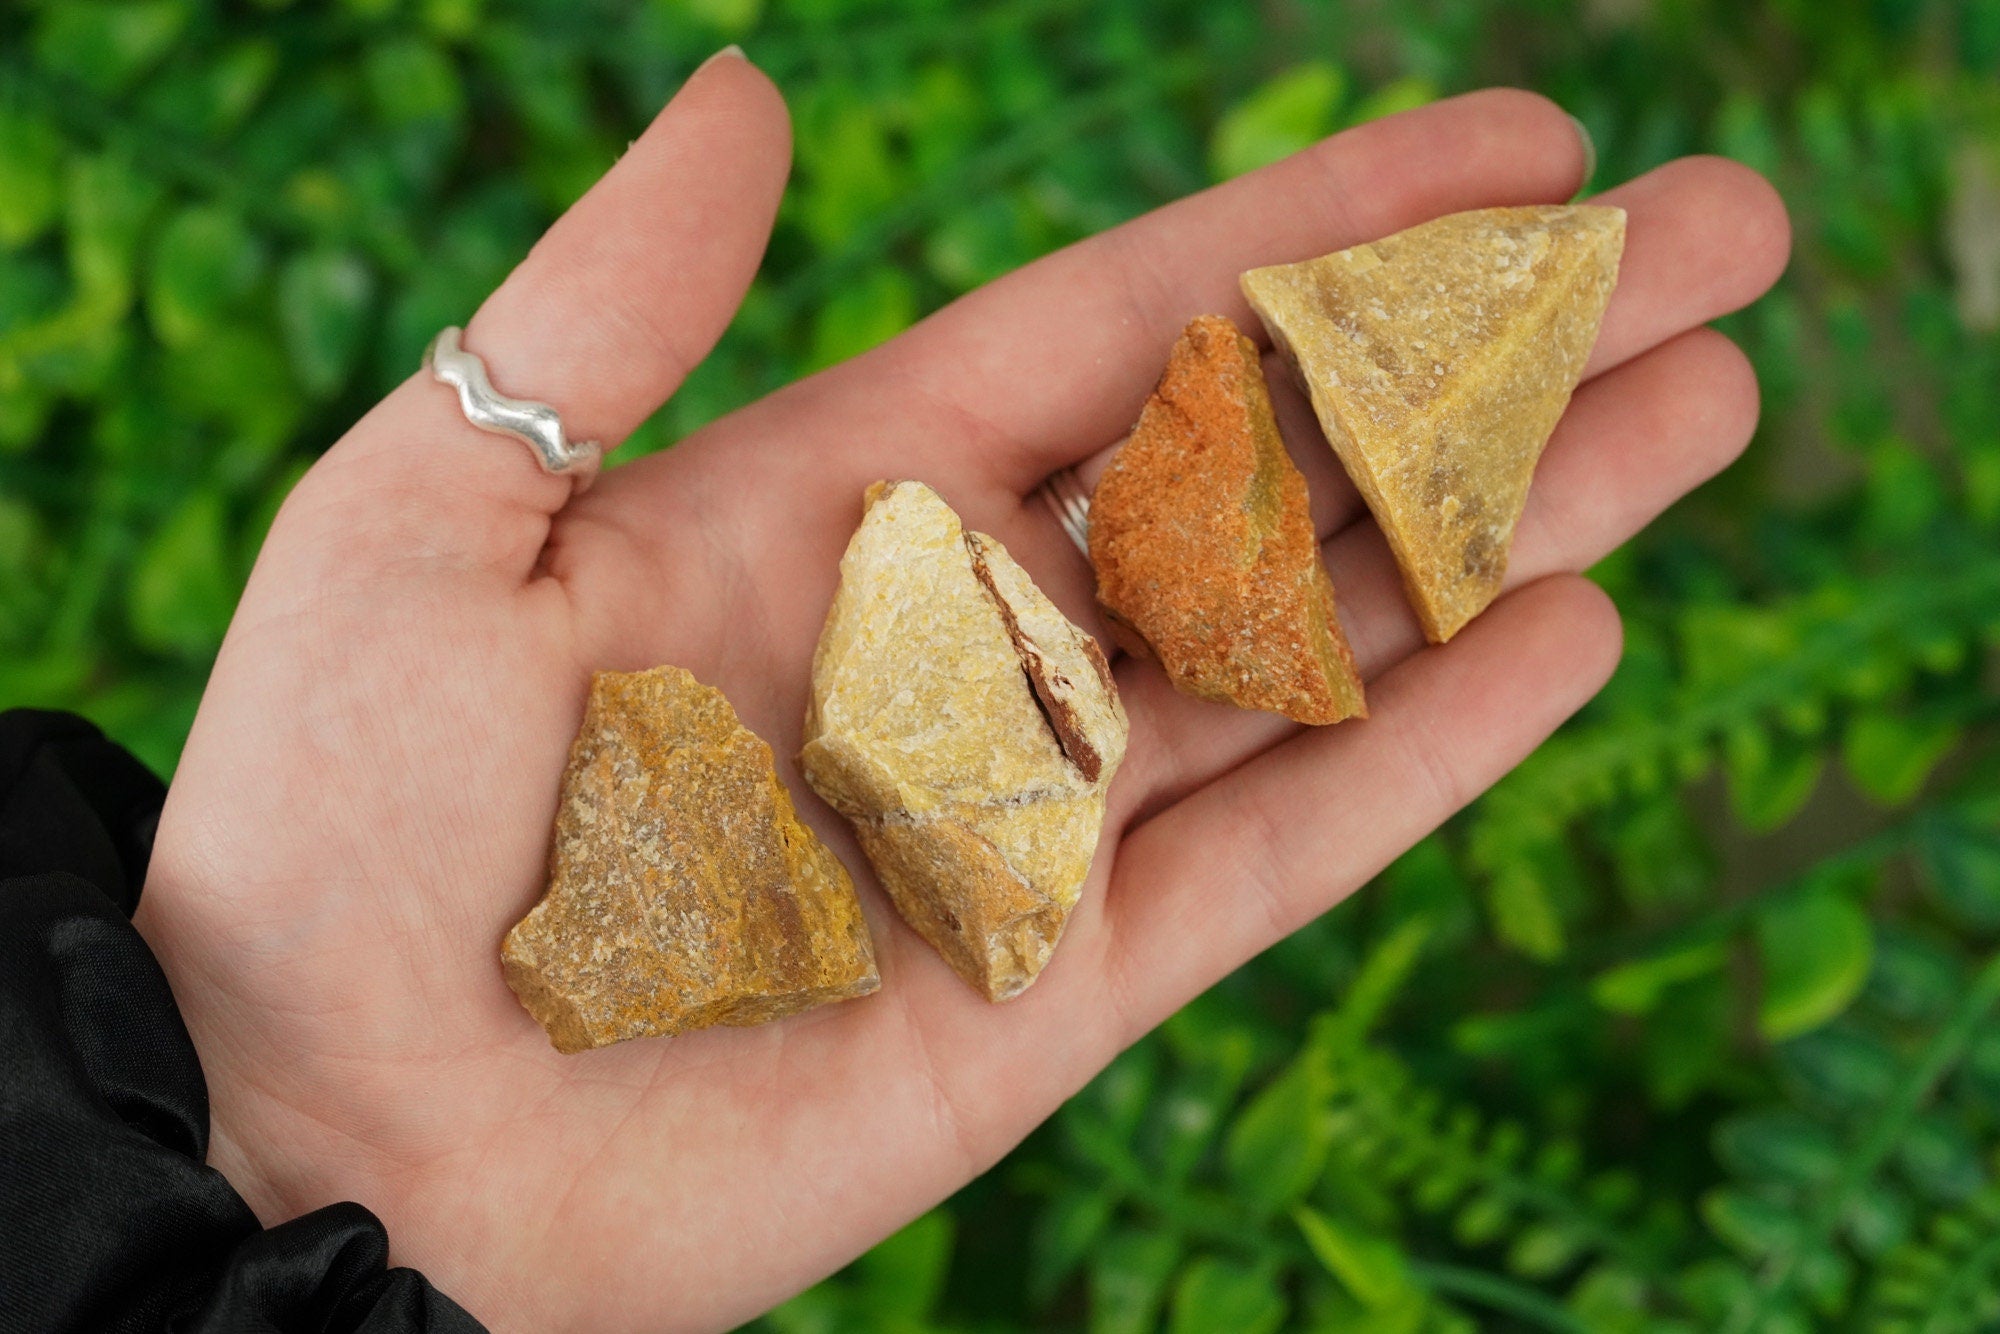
1095 574 1624 1041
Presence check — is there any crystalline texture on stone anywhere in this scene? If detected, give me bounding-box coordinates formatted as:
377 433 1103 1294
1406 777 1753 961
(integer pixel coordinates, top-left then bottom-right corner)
1089 314 1365 725
800 481 1128 1002
502 665 879 1053
1241 205 1625 643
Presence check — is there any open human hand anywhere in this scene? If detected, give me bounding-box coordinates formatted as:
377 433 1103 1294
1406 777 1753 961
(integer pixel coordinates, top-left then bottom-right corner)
135 52 1790 1334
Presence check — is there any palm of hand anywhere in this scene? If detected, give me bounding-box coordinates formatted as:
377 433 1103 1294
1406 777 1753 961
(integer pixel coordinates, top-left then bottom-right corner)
134 57 1789 1334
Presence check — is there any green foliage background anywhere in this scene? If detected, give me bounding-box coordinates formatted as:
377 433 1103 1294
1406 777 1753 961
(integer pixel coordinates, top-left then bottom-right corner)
5 0 2000 1329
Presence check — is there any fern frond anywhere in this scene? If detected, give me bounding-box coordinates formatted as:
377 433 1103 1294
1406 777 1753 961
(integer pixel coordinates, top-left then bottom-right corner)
1469 557 2000 954
1720 950 2000 1331
1863 1185 2000 1333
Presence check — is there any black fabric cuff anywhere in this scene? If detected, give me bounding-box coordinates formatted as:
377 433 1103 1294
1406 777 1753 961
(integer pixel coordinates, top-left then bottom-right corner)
0 709 482 1334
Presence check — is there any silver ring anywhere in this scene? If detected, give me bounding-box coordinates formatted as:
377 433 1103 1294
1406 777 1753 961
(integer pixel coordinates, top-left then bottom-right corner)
424 326 601 493
1039 465 1091 557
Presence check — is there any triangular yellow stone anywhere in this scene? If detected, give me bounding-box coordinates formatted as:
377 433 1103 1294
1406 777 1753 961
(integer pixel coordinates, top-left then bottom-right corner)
1241 205 1625 642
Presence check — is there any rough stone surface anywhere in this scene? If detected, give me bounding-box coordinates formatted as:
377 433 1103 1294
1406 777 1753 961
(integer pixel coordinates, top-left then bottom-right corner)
1089 315 1366 725
801 481 1128 1001
1241 204 1625 643
503 666 879 1053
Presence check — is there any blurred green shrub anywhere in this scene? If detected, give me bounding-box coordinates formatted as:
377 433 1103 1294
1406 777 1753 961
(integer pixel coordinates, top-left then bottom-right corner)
5 0 2000 1329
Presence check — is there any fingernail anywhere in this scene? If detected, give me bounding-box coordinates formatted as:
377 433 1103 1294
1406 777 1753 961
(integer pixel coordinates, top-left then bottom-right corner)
1568 113 1597 186
699 44 747 71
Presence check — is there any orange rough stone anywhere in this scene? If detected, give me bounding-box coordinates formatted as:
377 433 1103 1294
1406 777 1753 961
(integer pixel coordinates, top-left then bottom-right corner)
1089 315 1365 725
1241 205 1625 643
503 666 879 1053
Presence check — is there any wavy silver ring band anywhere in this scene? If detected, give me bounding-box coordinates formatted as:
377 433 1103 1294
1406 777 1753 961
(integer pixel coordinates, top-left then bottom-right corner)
424 326 602 494
1039 465 1092 557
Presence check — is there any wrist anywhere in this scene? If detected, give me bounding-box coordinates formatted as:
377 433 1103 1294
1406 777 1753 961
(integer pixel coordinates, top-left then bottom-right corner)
133 879 307 1227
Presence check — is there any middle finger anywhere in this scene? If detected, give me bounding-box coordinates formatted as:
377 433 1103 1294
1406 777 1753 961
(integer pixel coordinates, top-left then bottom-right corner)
1055 153 1790 544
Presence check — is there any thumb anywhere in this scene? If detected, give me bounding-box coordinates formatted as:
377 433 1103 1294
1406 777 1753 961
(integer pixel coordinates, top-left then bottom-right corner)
276 50 791 580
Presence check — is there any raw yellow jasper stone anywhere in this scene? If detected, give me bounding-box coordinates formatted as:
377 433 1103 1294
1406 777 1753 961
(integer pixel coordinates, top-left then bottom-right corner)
1241 204 1625 643
503 666 879 1053
801 481 1128 1001
1090 314 1365 725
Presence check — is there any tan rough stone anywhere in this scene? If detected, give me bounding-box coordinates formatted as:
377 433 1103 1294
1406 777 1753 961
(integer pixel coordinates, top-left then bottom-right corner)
503 666 878 1053
800 481 1128 1001
1241 204 1625 642
1090 314 1365 725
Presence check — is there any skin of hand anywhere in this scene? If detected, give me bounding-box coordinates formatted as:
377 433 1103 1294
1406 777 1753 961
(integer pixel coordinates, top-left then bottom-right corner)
134 52 1791 1334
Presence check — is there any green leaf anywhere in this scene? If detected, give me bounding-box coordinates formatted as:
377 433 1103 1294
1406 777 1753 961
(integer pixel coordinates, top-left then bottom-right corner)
926 196 1037 292
1713 1109 1842 1188
0 381 54 454
1754 877 1875 1041
1089 1228 1180 1334
1643 972 1733 1107
1724 722 1824 832
1489 863 1565 959
34 0 189 95
1779 1025 1900 1115
1379 836 1476 940
147 207 262 349
1507 1222 1585 1278
279 250 375 396
1841 710 1960 805
1917 812 2000 929
1795 1245 1853 1316
1166 1257 1286 1334
1453 1191 1511 1247
1896 1112 1985 1203
1969 445 2000 528
1222 1056 1332 1215
1334 916 1433 1038
1029 1188 1116 1307
1701 1185 1807 1258
1157 1014 1255 1182
128 493 237 658
1605 795 1713 914
1712 91 1783 178
157 325 304 481
1680 602 1795 692
1346 76 1437 127
1082 1045 1160 1140
420 0 484 39
203 40 281 134
1861 441 1950 545
681 0 764 33
65 151 162 311
1593 939 1730 1015
805 268 916 372
759 1285 843 1334
0 110 65 249
796 103 900 249
854 1210 953 1321
1296 1206 1417 1308
1840 1180 1913 1256
1568 1265 1656 1332
364 38 465 127
0 493 56 646
1209 62 1345 180
1865 929 1963 1023
1962 1024 2000 1112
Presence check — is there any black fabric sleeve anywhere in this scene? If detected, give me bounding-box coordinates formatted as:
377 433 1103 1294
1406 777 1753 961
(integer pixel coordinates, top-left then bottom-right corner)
0 709 484 1334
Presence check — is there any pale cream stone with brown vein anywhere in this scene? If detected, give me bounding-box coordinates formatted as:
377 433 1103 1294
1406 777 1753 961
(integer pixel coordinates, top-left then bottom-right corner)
801 481 1128 1001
